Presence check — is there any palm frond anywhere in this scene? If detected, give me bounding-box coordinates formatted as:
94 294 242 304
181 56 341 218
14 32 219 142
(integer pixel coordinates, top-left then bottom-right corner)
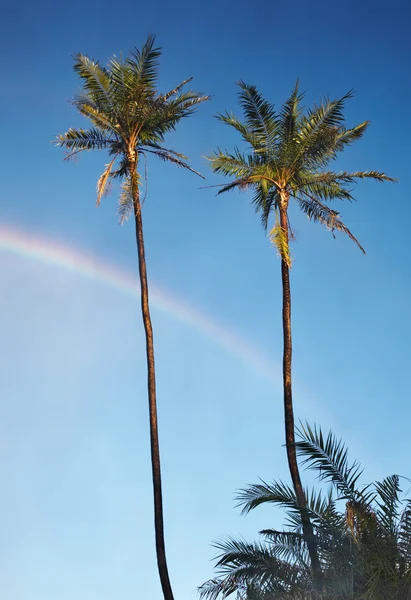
207 148 259 181
96 157 116 206
126 33 161 90
144 148 204 178
269 214 291 266
55 127 111 152
161 77 193 101
216 112 263 150
297 194 366 253
72 97 122 136
260 529 310 573
375 475 401 537
295 423 365 501
73 53 113 112
277 80 304 166
236 81 279 152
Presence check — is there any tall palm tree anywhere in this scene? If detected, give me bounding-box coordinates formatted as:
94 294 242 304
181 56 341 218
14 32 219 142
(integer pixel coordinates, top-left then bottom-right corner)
55 35 209 600
206 82 395 588
199 424 411 600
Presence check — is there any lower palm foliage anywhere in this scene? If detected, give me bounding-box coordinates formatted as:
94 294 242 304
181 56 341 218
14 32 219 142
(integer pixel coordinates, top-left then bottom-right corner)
199 424 411 600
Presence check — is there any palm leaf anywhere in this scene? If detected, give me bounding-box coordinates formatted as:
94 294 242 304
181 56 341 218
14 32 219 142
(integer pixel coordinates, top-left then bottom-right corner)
269 214 291 266
236 81 279 152
73 54 113 112
96 157 116 206
126 33 161 90
295 423 365 501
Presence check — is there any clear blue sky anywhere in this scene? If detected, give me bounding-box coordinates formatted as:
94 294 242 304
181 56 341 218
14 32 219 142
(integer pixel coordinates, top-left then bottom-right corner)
1 0 410 598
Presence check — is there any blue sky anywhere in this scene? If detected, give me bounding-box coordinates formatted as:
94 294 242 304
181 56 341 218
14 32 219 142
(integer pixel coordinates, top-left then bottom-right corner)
1 0 410 598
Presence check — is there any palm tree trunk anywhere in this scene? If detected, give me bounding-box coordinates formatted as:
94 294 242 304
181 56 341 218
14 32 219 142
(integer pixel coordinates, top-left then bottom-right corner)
279 201 322 593
130 163 175 600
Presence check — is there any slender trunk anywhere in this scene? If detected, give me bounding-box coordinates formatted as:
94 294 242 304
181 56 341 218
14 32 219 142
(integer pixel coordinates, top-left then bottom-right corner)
279 199 322 593
130 162 175 600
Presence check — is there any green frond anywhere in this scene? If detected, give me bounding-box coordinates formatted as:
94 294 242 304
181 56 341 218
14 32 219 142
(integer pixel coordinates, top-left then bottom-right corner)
144 148 204 178
269 215 292 267
216 112 263 150
207 148 258 180
335 170 397 184
198 575 239 600
211 537 309 594
236 479 331 531
297 194 366 253
251 187 279 230
236 81 279 152
260 530 310 573
156 91 211 129
72 97 121 135
334 120 370 150
96 157 116 206
161 77 193 101
295 423 364 501
293 91 354 170
55 127 111 152
277 80 304 165
374 475 401 537
126 33 161 90
73 54 112 112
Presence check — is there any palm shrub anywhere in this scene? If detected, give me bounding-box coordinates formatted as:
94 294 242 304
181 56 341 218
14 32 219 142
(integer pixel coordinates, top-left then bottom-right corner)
55 35 209 600
199 424 411 600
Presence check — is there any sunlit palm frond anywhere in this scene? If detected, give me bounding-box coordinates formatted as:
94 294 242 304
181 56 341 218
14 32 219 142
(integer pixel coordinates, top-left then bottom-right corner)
73 54 113 112
96 157 116 206
277 80 304 166
296 195 365 253
216 112 264 151
126 33 161 90
236 81 279 152
333 121 370 150
269 214 291 267
73 96 122 135
55 127 111 153
144 148 204 178
208 149 258 181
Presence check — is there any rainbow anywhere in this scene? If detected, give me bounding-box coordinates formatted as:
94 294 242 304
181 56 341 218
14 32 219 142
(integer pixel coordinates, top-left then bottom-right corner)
0 224 280 385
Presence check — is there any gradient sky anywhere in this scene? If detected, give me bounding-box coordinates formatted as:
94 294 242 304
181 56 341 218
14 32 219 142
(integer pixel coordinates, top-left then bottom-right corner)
1 0 410 598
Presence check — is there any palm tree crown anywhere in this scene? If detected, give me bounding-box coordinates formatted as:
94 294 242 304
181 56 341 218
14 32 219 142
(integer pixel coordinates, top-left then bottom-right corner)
56 34 209 217
208 81 395 262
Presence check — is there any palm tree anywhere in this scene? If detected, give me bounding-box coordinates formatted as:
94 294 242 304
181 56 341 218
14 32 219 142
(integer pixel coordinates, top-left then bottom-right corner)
206 82 395 588
199 424 411 600
55 35 209 600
